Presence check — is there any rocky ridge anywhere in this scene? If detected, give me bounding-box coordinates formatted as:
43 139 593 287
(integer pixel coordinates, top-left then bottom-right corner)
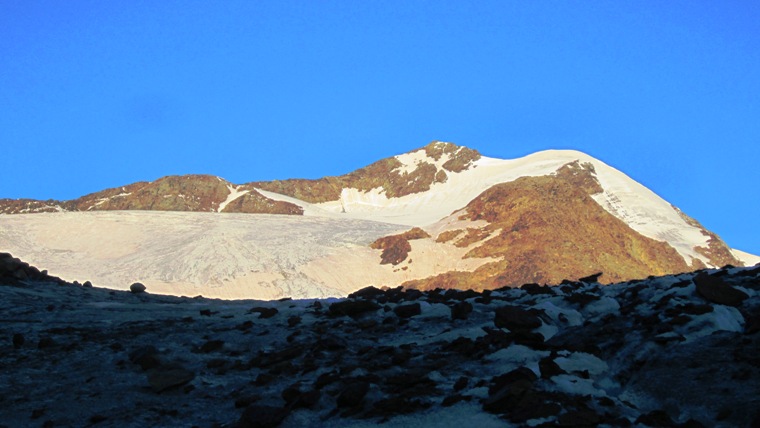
0 142 477 215
0 175 303 215
252 142 481 204
2 253 759 427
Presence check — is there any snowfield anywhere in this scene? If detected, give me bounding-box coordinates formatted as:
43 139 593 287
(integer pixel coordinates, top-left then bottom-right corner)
0 211 404 299
0 211 494 300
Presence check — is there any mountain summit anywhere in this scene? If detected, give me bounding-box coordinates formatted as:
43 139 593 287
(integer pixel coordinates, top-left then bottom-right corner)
0 142 755 299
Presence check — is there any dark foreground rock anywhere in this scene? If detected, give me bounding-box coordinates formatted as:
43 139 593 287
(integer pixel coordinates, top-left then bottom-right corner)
1 255 759 427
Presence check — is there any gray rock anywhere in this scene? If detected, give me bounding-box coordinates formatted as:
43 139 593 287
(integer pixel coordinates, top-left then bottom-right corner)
337 381 370 408
12 333 24 349
147 367 194 393
393 303 421 318
238 404 289 428
494 305 543 331
694 272 748 307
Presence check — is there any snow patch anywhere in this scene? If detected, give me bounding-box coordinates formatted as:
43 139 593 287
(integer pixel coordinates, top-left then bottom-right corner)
732 248 760 266
550 374 604 396
485 344 549 376
392 144 456 176
217 185 249 212
681 305 744 341
555 352 609 375
582 296 621 320
533 300 584 327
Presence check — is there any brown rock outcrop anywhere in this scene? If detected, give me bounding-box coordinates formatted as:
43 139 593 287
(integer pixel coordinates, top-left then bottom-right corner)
401 162 695 291
370 227 431 265
1 175 303 215
252 141 481 203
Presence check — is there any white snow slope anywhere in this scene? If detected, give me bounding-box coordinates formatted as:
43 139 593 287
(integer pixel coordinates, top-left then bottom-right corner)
1 145 755 299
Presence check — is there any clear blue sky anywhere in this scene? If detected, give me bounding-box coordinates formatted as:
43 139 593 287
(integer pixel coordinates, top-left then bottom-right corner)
1 1 758 254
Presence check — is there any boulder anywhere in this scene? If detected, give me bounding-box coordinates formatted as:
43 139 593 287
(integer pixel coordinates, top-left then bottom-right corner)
249 307 278 319
329 300 381 317
348 286 385 299
694 272 748 307
494 306 543 331
129 282 147 294
337 381 370 408
147 367 195 393
12 333 24 349
451 301 473 320
129 345 160 370
237 404 289 428
579 272 603 283
394 303 421 318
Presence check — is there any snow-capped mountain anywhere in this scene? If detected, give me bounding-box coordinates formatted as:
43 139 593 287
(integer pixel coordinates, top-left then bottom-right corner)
0 142 755 299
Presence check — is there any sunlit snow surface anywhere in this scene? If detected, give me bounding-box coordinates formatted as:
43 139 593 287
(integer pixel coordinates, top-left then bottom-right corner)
0 211 403 299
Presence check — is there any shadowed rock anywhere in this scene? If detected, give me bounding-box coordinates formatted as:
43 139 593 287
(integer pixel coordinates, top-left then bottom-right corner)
694 272 748 307
337 381 370 408
129 345 161 370
579 272 603 283
494 306 543 331
451 301 473 320
329 300 381 317
238 404 289 428
249 307 278 319
394 303 421 318
12 333 24 349
147 367 194 392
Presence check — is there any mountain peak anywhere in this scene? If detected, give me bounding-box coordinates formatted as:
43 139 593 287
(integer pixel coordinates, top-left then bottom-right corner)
407 141 482 172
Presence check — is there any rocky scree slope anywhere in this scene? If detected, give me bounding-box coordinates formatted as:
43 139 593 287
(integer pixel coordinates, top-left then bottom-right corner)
2 253 759 427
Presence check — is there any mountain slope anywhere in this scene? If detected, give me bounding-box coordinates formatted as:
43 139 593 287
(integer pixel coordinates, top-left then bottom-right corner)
250 142 481 203
0 142 754 299
397 161 694 290
0 175 303 215
256 144 743 271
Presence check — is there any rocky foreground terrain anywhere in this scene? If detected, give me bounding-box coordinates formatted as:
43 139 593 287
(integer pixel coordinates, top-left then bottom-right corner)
1 253 759 427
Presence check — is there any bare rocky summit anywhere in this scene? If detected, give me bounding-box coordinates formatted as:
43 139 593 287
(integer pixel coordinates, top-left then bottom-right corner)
252 142 482 203
2 254 759 427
